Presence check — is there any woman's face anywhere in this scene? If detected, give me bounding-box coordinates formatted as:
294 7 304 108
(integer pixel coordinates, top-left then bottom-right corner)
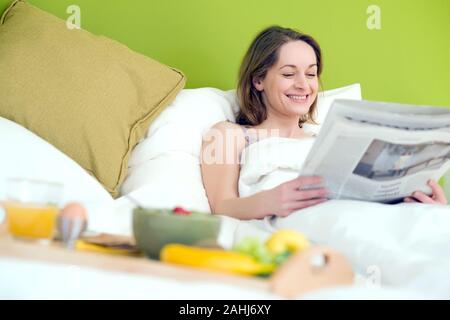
254 40 319 120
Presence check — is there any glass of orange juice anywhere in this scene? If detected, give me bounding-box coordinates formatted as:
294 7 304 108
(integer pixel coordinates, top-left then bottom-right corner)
2 178 63 244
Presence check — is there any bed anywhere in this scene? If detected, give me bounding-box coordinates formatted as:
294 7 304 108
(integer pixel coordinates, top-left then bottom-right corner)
1 0 449 300
1 85 449 299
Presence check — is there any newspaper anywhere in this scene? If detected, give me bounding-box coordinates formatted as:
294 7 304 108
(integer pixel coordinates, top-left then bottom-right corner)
300 99 450 203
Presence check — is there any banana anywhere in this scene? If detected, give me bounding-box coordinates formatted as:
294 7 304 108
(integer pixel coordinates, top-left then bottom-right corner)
160 244 275 276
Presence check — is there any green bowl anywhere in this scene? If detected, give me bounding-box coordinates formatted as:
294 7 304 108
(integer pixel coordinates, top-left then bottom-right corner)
132 208 222 259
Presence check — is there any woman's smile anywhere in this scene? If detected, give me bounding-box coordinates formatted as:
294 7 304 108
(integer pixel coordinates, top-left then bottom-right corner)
286 94 310 104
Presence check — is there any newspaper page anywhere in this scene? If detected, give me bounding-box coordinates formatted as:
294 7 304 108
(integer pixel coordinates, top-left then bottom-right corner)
300 99 450 203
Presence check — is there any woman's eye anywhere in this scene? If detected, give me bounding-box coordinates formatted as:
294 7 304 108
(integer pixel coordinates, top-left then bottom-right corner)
282 74 295 77
307 74 317 77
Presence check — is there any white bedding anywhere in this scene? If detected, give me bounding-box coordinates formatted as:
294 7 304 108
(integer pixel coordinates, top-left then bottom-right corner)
0 256 428 300
265 200 450 298
0 258 279 300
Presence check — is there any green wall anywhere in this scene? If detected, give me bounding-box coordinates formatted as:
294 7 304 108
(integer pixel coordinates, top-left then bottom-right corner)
1 0 449 107
1 0 449 195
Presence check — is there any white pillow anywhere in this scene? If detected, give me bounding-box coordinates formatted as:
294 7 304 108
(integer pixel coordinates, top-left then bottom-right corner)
126 88 239 168
121 84 362 213
302 83 362 135
121 153 210 211
0 117 113 225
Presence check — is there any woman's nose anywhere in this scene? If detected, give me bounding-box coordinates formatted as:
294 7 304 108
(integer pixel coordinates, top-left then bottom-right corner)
294 74 308 89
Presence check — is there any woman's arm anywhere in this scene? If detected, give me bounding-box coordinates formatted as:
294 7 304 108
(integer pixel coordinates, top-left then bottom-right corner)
201 122 328 220
201 121 260 219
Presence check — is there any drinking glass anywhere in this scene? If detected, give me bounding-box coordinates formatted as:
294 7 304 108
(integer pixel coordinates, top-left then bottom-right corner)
2 178 63 244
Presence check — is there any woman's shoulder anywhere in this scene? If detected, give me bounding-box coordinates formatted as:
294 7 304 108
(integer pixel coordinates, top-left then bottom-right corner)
203 121 247 151
206 121 246 139
210 120 244 131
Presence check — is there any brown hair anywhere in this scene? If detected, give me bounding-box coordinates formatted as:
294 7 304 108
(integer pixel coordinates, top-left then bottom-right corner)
236 26 323 127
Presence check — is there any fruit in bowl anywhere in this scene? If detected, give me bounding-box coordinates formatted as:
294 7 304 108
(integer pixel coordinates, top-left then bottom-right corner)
133 206 221 259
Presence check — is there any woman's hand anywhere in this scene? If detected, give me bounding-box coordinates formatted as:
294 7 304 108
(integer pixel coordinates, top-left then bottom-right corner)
261 176 329 218
404 180 447 205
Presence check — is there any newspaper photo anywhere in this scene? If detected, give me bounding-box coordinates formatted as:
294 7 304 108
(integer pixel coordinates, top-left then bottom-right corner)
300 99 450 203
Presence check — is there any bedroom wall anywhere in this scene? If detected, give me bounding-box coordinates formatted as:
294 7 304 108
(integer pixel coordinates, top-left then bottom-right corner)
1 0 448 108
1 0 449 195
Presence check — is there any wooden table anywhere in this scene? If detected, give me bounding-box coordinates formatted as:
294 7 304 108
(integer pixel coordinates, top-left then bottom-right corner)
0 222 270 295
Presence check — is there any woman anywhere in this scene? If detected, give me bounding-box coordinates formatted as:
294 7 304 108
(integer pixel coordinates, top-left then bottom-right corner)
201 26 447 220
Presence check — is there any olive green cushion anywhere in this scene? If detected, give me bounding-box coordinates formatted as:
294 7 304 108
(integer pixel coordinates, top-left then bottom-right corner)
0 0 185 197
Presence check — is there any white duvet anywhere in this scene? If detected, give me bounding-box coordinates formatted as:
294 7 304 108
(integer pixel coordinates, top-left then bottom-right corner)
238 135 450 299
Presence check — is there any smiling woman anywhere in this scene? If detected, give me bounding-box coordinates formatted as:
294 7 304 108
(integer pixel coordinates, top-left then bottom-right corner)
201 26 329 221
